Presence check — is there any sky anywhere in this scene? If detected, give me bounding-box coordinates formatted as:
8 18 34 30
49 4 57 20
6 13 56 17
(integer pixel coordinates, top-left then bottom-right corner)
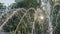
0 0 15 6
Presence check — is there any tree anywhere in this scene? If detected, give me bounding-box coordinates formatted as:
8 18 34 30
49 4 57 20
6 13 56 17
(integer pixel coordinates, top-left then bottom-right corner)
11 0 38 9
11 3 18 9
0 3 3 9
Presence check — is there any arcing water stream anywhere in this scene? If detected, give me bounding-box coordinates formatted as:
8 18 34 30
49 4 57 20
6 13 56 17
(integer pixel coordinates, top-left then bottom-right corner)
0 0 60 34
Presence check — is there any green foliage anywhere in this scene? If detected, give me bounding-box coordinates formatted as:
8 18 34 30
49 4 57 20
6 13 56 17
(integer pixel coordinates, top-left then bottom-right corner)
11 3 18 9
53 15 60 34
3 15 20 32
11 0 38 9
52 4 60 34
0 3 3 9
3 9 35 34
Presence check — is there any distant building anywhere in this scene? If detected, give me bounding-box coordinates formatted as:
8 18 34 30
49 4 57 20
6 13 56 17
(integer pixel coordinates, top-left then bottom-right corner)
15 0 23 2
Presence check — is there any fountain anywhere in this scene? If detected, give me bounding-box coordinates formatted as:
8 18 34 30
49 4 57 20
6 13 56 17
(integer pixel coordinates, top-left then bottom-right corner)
0 0 60 34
